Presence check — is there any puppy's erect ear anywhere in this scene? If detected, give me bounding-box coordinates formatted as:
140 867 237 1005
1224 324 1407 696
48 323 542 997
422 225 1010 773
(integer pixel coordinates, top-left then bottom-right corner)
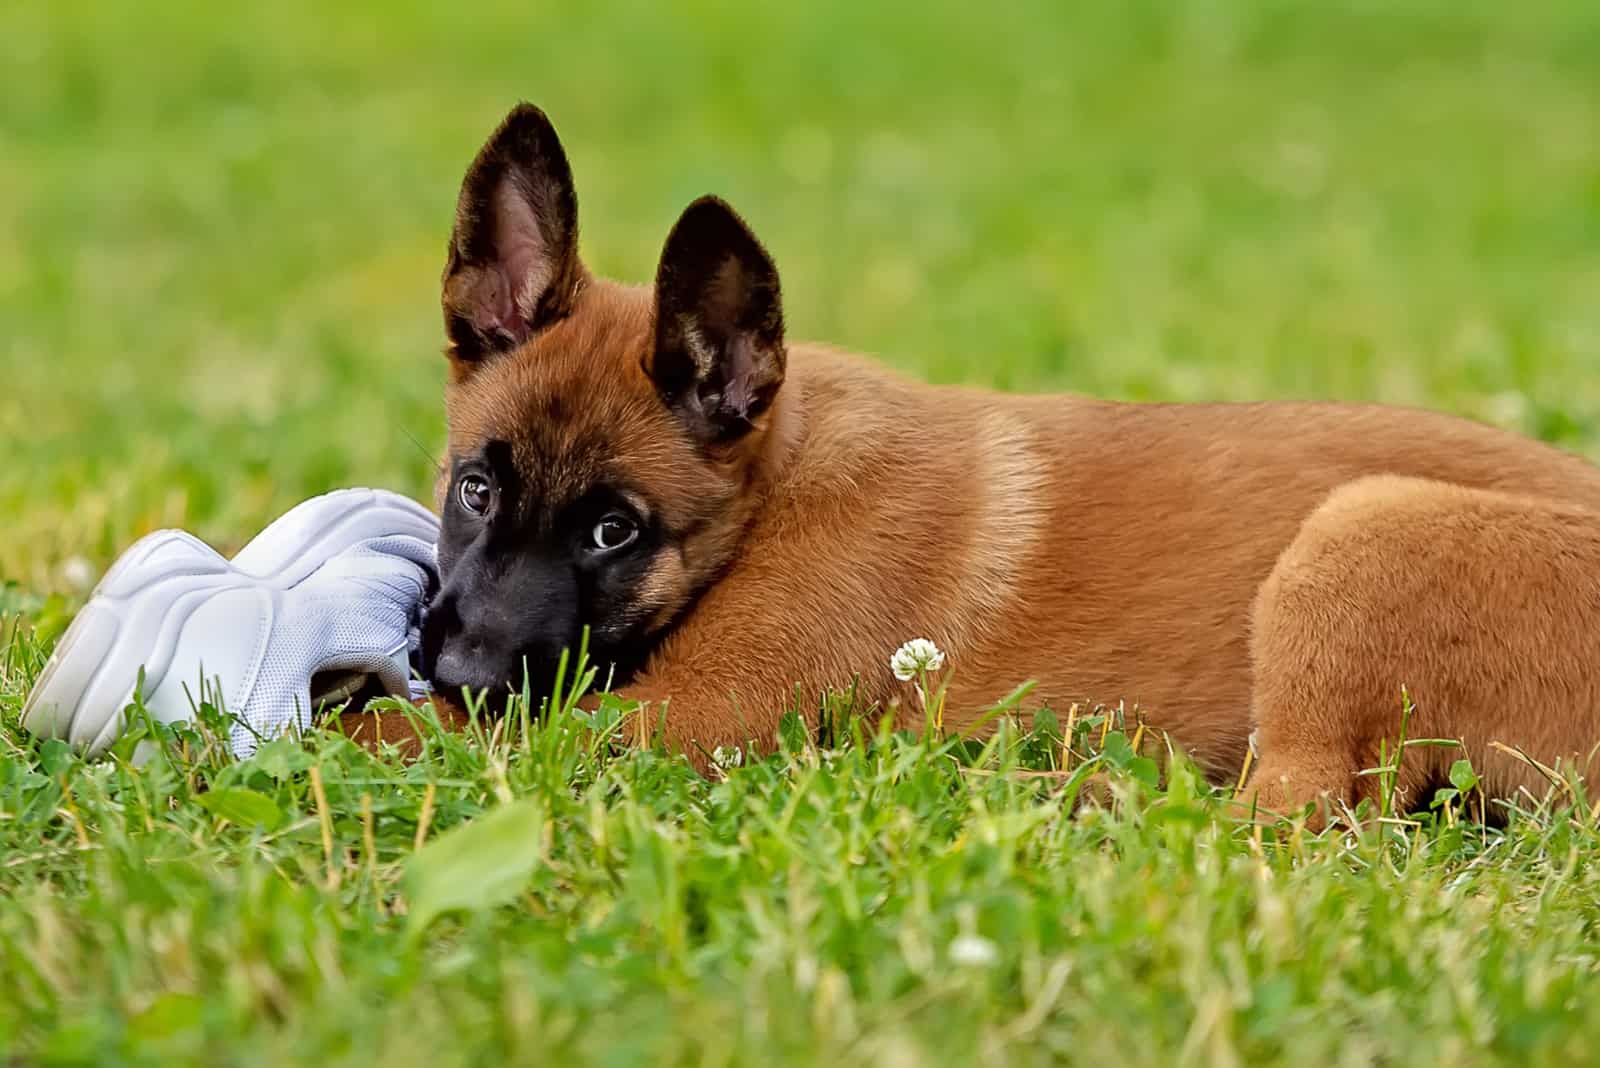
648 197 786 444
442 103 583 363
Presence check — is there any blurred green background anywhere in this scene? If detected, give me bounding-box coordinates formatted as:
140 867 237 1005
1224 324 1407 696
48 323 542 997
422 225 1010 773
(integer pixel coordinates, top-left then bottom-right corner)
4 0 1599 598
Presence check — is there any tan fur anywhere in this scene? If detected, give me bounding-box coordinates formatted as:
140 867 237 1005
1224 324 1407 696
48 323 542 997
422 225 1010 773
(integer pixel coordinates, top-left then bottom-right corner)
339 702 474 758
627 347 1600 778
1249 476 1600 823
399 106 1600 816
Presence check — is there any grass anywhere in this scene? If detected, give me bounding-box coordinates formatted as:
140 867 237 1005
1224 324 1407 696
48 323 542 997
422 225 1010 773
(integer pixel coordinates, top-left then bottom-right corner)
4 0 1600 1062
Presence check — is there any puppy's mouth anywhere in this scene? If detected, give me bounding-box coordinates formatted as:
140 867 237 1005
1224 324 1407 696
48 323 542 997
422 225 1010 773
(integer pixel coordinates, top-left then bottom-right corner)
413 603 646 714
419 658 642 717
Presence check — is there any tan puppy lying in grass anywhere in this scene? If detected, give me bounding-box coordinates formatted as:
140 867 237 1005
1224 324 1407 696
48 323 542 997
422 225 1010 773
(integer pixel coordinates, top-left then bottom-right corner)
348 104 1600 829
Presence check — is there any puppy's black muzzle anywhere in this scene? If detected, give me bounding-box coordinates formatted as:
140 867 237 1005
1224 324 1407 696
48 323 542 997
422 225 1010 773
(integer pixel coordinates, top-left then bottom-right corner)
419 573 576 712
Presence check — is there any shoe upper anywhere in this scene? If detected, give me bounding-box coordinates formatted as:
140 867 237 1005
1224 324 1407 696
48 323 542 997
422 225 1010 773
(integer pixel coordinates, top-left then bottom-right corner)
22 490 441 758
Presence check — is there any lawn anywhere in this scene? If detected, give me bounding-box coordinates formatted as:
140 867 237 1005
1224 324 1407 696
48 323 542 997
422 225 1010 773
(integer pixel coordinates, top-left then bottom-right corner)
5 1 1600 1063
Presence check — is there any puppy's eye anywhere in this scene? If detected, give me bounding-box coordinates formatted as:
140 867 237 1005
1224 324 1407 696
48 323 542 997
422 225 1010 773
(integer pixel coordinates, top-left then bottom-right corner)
591 513 638 552
457 475 492 516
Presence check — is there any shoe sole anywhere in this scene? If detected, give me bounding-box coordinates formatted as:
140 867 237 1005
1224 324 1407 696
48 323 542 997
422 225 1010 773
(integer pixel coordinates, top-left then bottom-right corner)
21 490 437 756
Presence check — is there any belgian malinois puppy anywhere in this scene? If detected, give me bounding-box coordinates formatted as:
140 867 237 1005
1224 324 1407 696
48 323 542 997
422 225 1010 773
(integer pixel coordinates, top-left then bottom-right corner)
401 102 1600 819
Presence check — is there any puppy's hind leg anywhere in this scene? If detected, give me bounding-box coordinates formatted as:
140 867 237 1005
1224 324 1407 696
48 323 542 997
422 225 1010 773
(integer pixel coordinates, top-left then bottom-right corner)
1242 477 1437 827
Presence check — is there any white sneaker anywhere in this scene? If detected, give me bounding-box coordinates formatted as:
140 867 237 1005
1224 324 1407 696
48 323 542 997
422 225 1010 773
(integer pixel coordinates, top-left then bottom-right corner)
21 489 440 758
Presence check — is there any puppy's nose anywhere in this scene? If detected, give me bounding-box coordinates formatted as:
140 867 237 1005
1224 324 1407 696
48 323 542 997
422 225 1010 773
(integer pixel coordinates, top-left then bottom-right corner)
429 643 507 697
420 591 524 700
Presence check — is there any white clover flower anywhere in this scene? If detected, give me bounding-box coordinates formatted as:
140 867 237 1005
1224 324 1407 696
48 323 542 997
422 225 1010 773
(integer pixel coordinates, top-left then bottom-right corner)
890 638 946 682
948 933 999 968
712 744 743 770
